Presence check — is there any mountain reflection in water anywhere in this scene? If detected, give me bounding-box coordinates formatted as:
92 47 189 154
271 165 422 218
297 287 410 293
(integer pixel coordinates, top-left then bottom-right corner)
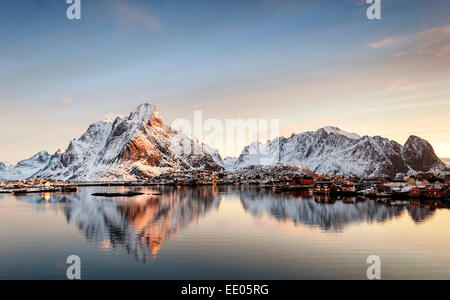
239 189 436 231
14 187 221 262
13 186 444 262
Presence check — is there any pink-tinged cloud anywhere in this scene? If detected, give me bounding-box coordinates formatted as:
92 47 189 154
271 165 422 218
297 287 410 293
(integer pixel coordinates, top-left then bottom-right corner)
61 97 72 105
368 26 450 57
388 78 416 92
113 1 160 32
413 26 450 57
368 37 397 49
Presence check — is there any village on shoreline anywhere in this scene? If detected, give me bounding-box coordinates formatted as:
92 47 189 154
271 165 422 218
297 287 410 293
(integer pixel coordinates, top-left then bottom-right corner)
1 167 450 202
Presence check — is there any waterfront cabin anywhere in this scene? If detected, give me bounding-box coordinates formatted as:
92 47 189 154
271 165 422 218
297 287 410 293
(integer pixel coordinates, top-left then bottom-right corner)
342 184 356 193
287 176 315 186
409 188 421 197
426 188 444 199
330 184 342 193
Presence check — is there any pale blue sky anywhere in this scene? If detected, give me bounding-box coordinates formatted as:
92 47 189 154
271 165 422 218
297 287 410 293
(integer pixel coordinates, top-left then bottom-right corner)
1 0 450 163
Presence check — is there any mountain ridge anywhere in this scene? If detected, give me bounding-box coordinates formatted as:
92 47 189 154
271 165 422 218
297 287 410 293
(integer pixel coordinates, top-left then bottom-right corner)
226 126 446 177
0 150 55 181
0 103 446 181
35 103 222 181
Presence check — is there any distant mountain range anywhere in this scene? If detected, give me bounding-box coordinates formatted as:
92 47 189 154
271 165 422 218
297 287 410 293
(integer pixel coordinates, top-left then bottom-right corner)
0 150 61 181
228 125 446 177
0 103 447 181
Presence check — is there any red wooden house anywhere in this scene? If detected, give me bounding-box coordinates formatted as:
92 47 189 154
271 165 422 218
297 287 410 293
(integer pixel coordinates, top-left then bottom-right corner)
288 176 314 186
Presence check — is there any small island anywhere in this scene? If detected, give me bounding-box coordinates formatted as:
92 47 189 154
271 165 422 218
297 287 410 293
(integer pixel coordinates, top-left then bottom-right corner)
91 191 145 197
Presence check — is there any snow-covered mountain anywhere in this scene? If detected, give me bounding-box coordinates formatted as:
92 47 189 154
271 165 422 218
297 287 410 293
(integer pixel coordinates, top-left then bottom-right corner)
222 157 238 169
2 104 446 181
227 127 446 177
200 143 224 166
323 126 361 140
35 150 63 176
36 103 222 181
0 151 61 181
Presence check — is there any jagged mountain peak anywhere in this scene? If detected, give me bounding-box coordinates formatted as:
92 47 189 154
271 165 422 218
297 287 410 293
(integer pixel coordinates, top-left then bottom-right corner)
16 151 50 166
0 162 13 169
404 135 430 147
0 151 54 181
232 127 446 177
36 103 222 181
402 134 445 172
128 102 157 124
29 150 50 159
321 126 361 140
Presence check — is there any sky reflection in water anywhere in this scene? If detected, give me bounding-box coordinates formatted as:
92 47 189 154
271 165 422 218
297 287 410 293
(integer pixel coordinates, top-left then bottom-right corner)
0 186 449 279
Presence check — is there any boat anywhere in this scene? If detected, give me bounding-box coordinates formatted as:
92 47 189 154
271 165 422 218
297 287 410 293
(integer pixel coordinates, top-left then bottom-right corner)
61 185 78 192
11 189 29 195
12 188 57 194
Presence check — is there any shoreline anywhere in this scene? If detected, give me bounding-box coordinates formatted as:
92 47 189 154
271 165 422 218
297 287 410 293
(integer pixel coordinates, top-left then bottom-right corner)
1 181 449 202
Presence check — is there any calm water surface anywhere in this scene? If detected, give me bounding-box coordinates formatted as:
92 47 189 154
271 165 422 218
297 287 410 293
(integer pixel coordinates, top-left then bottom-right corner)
0 186 449 279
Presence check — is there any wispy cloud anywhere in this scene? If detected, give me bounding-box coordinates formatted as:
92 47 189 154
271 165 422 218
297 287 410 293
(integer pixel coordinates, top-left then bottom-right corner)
388 78 416 92
61 97 72 105
113 1 161 32
368 37 397 49
367 26 450 57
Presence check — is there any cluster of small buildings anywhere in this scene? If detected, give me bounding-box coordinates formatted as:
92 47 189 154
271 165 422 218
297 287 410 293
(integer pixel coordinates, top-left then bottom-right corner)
312 172 450 200
151 170 222 185
149 168 316 187
0 178 77 194
145 170 450 201
2 170 448 202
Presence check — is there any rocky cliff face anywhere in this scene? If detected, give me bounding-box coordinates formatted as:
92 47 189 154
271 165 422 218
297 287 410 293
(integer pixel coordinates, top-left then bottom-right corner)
402 135 446 173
